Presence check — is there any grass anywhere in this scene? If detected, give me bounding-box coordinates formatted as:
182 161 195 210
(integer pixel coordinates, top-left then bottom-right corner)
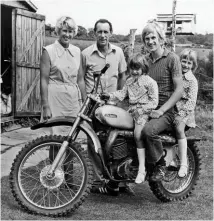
1 103 213 220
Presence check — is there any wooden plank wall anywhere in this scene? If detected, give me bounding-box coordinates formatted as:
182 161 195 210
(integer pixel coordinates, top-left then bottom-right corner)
15 10 45 115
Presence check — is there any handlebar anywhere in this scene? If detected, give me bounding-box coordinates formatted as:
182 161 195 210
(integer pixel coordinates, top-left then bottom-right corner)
92 63 110 94
100 63 110 74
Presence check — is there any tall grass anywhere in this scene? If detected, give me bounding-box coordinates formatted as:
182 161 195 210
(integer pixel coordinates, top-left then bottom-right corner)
195 101 213 132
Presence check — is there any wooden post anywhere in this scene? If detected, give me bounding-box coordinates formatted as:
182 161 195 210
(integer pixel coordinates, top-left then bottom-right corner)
128 29 137 56
171 0 177 52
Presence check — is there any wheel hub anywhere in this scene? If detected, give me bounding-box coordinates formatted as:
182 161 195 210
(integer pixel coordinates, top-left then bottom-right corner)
40 165 64 189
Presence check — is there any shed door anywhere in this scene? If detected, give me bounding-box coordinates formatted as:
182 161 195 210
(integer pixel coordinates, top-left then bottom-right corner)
14 9 45 116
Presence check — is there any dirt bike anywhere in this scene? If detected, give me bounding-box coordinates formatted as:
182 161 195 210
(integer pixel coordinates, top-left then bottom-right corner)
10 64 201 217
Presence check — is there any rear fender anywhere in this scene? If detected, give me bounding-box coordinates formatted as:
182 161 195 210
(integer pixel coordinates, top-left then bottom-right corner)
164 136 201 166
31 116 102 153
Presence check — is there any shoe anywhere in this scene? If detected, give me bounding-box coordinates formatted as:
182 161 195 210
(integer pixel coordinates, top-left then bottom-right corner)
178 164 188 178
91 182 119 196
135 171 147 184
150 165 166 182
119 185 135 196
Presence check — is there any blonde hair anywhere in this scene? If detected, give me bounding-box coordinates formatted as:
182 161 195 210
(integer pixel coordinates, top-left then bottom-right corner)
55 16 78 36
180 49 198 73
141 21 166 47
129 53 149 74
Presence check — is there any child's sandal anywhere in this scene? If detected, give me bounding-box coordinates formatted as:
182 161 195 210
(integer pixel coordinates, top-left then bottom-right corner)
178 164 188 178
135 171 147 184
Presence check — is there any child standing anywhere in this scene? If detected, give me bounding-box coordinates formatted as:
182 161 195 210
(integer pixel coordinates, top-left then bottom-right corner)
105 53 159 184
175 49 198 178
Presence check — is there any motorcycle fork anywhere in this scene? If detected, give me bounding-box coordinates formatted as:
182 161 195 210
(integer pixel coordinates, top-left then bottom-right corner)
47 98 91 177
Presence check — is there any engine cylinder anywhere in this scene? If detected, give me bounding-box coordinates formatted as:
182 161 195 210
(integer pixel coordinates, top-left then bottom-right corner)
111 138 128 160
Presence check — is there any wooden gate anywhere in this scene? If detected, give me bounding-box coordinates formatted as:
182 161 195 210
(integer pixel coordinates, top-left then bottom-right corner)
13 9 45 116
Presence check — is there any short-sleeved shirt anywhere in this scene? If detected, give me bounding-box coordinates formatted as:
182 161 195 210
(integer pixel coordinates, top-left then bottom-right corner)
109 75 158 125
81 43 127 94
146 48 182 109
175 70 198 127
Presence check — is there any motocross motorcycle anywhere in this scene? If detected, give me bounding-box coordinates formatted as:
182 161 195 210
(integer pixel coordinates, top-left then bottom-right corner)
10 64 201 217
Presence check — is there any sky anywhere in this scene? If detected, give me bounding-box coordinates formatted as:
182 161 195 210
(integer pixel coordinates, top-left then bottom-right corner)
33 0 214 35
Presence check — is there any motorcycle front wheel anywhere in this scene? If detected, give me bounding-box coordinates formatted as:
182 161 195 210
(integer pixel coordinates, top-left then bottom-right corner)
9 135 93 217
148 141 201 202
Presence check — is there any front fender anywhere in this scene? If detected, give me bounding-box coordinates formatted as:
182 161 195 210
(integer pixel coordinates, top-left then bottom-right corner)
31 116 76 129
31 117 102 153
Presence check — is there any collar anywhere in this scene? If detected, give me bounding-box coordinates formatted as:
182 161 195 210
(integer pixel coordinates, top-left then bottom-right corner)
183 70 194 81
90 43 116 55
126 76 142 86
55 40 74 57
148 48 170 63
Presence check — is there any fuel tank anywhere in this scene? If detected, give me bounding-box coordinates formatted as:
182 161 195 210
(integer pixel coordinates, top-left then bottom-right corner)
95 105 134 130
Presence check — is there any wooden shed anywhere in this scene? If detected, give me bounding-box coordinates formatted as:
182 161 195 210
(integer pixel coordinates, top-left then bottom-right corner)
1 0 45 123
157 14 196 35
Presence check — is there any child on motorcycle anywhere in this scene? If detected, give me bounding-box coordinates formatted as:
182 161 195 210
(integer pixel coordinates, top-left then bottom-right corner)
174 49 198 178
103 53 159 184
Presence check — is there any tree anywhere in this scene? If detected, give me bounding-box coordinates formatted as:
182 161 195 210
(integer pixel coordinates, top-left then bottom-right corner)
87 28 95 39
76 25 87 37
45 24 53 36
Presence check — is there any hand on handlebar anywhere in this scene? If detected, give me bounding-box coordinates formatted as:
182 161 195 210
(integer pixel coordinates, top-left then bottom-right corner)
100 92 110 100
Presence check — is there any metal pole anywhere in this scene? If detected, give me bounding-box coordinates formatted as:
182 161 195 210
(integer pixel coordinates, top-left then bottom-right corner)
171 0 177 52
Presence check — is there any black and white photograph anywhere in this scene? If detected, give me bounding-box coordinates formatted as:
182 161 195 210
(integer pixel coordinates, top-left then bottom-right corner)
1 0 213 220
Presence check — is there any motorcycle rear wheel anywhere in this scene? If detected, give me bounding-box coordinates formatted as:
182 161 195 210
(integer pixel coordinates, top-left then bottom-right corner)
9 135 93 217
148 141 201 202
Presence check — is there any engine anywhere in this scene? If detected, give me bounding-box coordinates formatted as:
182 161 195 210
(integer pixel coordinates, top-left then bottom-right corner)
98 130 138 180
110 137 138 180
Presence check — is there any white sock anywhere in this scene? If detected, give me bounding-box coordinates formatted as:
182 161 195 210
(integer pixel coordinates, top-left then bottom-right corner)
178 138 188 166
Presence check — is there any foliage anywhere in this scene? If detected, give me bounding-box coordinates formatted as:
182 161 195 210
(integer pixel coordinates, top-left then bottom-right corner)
87 28 95 39
206 50 213 77
76 25 87 37
187 33 213 47
45 23 213 49
45 24 55 36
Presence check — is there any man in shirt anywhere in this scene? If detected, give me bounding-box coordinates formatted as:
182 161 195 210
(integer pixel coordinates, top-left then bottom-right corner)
78 19 127 98
141 21 183 181
78 19 134 196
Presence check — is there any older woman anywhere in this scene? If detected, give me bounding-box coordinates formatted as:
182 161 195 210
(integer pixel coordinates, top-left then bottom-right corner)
40 16 82 134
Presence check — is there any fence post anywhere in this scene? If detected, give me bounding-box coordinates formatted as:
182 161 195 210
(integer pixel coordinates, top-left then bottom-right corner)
171 0 177 52
128 29 137 56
